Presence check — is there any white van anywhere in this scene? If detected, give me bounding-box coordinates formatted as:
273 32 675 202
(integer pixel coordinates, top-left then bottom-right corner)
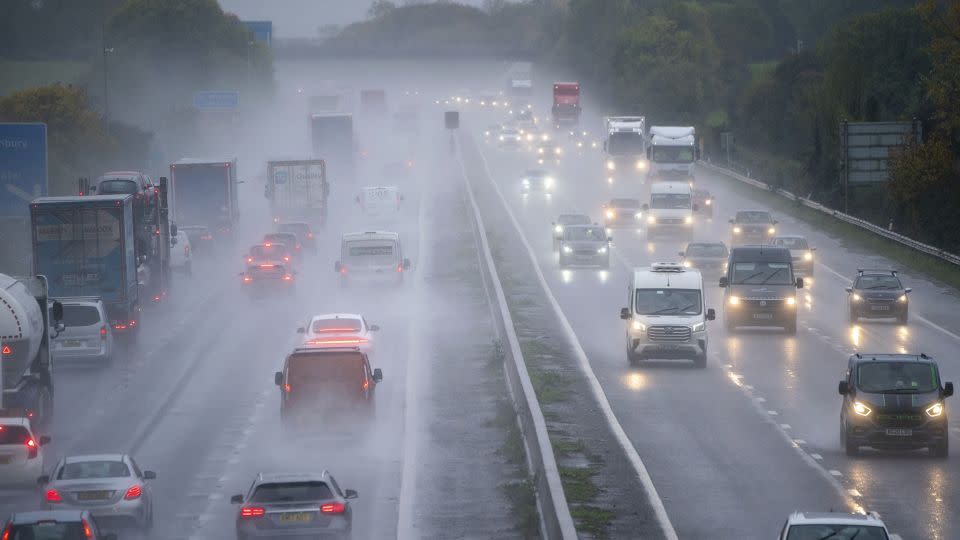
643 181 695 239
619 262 715 368
357 186 403 219
335 231 411 286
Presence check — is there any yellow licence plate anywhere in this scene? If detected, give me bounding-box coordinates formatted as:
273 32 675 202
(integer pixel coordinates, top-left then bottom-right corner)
279 512 312 523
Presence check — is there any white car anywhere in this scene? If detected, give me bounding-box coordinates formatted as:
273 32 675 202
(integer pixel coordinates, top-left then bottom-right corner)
0 415 50 487
51 297 114 364
298 313 379 354
778 511 891 540
170 229 192 275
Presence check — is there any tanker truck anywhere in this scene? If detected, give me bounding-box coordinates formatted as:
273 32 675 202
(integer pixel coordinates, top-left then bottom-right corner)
0 274 63 430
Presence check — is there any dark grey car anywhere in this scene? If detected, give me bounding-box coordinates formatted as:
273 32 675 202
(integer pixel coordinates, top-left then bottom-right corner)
558 225 610 269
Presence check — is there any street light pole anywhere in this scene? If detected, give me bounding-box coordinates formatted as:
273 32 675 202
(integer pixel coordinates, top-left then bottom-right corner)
103 46 114 134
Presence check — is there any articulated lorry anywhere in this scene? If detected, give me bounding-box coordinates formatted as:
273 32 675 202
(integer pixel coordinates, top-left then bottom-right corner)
0 274 62 429
169 158 240 246
551 82 581 128
265 160 329 226
648 126 698 182
311 113 355 183
603 116 648 184
30 195 140 338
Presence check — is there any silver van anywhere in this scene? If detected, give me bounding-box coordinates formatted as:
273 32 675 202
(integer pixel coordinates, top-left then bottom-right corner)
51 298 113 364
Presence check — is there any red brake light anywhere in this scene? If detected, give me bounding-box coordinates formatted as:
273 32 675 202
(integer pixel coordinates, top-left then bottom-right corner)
397 264 403 273
362 379 369 391
321 502 346 514
240 506 265 518
264 242 272 247
307 233 314 239
247 257 254 263
283 256 290 262
282 274 293 281
284 383 291 393
46 488 62 503
81 518 93 539
340 266 347 275
260 264 275 269
100 325 108 339
124 485 143 500
242 275 252 283
129 319 137 327
2 522 11 540
26 438 38 459
307 337 368 346
1 345 10 356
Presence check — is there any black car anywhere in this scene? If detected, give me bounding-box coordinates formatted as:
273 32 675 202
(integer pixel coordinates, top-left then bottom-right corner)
729 210 777 245
275 346 382 425
846 269 911 324
719 246 803 334
3 510 116 540
839 353 953 457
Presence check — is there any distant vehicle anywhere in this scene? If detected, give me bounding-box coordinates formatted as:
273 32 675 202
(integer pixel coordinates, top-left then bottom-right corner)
170 158 240 244
536 140 562 165
772 235 815 277
568 129 597 150
679 242 729 277
179 225 215 255
2 510 116 540
839 353 952 457
274 347 382 424
729 210 777 245
643 181 694 239
359 88 387 113
558 225 610 269
620 263 715 368
277 222 316 254
484 124 502 139
240 263 296 296
514 108 535 130
521 169 555 194
648 126 697 182
232 472 358 540
311 113 355 183
499 126 522 147
88 171 154 197
551 214 592 250
245 243 293 268
263 232 302 261
170 229 192 275
691 188 714 217
777 511 891 540
0 274 62 428
51 297 114 364
602 198 643 229
603 116 647 184
265 160 328 227
357 186 403 220
719 246 803 334
298 313 379 355
551 82 581 127
40 454 157 531
846 269 910 324
335 231 410 286
0 412 50 487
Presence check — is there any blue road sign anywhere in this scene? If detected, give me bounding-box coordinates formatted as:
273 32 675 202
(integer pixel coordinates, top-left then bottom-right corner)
193 91 240 110
273 170 289 184
0 123 47 217
243 21 273 46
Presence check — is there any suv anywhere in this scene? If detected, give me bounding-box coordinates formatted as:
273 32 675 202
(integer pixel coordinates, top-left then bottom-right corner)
0 412 50 487
729 210 777 245
51 297 113 364
558 225 610 269
846 269 910 324
274 347 382 424
551 214 591 250
719 246 803 334
778 511 891 540
231 472 357 540
602 198 643 229
619 263 716 368
2 511 116 540
839 353 953 457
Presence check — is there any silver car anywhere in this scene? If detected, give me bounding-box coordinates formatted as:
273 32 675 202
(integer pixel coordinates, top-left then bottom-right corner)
558 224 610 269
40 454 156 531
51 298 114 364
232 471 357 540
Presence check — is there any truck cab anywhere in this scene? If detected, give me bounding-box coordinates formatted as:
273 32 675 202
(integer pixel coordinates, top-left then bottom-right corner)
603 116 647 184
551 82 581 128
643 182 695 239
647 126 697 182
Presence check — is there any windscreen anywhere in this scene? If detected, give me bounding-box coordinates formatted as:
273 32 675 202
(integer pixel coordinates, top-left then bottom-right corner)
731 262 793 285
60 305 101 326
250 245 288 258
0 425 30 445
251 482 333 502
651 146 694 163
785 524 889 540
854 274 902 290
857 362 938 393
344 241 396 265
736 211 773 223
11 523 87 540
611 199 640 208
96 179 138 194
686 244 727 257
608 132 645 155
651 193 691 209
774 237 809 249
173 164 230 226
634 289 703 316
58 460 131 479
564 227 606 241
288 353 365 384
312 319 362 333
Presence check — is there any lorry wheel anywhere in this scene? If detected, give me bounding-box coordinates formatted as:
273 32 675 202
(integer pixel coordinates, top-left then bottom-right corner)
627 350 640 367
694 347 707 369
931 438 949 458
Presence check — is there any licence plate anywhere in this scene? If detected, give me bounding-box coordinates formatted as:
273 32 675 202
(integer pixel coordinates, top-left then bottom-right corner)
279 512 312 523
64 340 83 347
871 305 890 311
77 491 110 501
0 456 11 465
658 344 681 350
885 428 912 437
752 313 774 320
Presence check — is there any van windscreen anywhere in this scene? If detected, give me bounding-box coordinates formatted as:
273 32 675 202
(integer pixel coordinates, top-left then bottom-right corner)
651 193 691 209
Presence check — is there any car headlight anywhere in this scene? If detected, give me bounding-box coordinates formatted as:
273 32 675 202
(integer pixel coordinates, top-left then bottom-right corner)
634 212 643 220
631 320 646 332
554 225 563 234
527 134 534 141
768 227 776 235
647 215 656 225
691 321 705 332
522 179 530 186
852 293 862 301
852 401 872 417
499 135 505 141
538 148 545 154
544 177 555 188
898 294 908 302
684 215 693 225
733 226 741 234
705 199 712 205
785 296 796 306
542 134 550 141
485 131 491 136
597 246 607 254
925 402 944 417
804 252 813 261
606 161 616 171
728 295 740 306
636 160 648 170
555 148 562 155
562 245 573 254
682 260 692 268
605 209 615 219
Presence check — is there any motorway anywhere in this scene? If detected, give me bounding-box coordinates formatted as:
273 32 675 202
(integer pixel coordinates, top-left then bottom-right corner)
464 102 960 539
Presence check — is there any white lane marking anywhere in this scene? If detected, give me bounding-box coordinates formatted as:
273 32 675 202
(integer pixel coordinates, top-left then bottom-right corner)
767 410 779 416
848 489 862 497
780 424 792 430
474 139 680 540
829 470 843 477
810 453 823 461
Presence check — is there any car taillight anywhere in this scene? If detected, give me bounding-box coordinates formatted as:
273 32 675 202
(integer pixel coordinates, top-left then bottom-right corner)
81 518 93 539
26 438 38 459
100 325 108 339
240 507 265 518
283 256 290 262
340 266 347 275
307 337 368 346
201 234 213 240
185 245 190 256
242 275 252 283
397 264 403 273
124 485 143 500
129 319 137 327
112 322 127 330
247 257 254 263
46 488 62 503
362 379 369 391
284 383 291 393
307 233 314 239
2 522 11 540
282 274 293 281
1 345 10 356
320 502 346 514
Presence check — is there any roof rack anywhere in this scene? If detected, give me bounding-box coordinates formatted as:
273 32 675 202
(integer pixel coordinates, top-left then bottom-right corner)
650 262 685 273
292 345 362 353
856 268 897 275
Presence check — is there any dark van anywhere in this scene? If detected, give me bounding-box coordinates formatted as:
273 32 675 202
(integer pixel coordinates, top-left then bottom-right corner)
274 347 382 424
719 246 803 334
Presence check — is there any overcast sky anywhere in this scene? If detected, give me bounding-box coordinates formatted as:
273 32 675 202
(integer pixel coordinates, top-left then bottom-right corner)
218 1 487 37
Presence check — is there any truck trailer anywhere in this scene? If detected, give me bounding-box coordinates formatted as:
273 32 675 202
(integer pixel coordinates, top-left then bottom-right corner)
310 113 355 183
169 158 240 245
265 160 329 226
648 126 697 182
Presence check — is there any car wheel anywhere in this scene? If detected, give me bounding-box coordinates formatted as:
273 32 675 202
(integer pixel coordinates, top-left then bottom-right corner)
848 307 858 324
843 424 859 457
897 310 909 325
627 350 640 367
785 318 797 335
931 438 949 458
693 351 707 369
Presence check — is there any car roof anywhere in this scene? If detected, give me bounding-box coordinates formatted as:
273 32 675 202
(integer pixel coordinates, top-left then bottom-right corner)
729 245 792 262
343 231 399 241
63 454 126 464
632 265 703 289
310 313 361 322
849 353 936 365
256 471 331 483
0 416 30 426
11 510 90 524
787 511 886 527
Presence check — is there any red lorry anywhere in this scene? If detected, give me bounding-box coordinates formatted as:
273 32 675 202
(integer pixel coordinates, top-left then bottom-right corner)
551 82 581 128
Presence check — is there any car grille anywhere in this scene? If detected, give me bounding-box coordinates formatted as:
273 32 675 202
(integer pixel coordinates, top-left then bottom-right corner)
875 413 924 428
657 218 683 225
575 249 597 257
647 325 691 343
744 298 784 310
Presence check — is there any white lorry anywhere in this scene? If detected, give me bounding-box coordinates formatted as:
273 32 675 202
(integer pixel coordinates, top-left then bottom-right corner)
603 116 648 184
265 160 329 226
648 126 697 182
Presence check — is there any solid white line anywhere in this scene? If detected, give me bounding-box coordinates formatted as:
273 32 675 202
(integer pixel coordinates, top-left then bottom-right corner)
829 470 843 477
473 138 680 540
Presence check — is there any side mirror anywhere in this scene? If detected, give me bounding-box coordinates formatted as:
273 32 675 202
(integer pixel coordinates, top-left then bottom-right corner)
641 203 649 211
678 251 684 257
706 308 716 321
334 261 342 272
403 258 411 270
719 277 728 288
345 489 359 499
619 307 630 320
943 382 954 397
296 327 305 334
170 236 178 247
728 218 734 224
39 435 51 446
274 371 283 386
37 475 49 485
170 223 178 237
796 278 804 289
373 368 383 382
51 300 64 323
838 381 849 395
844 287 853 293
230 494 244 504
143 470 157 480
370 325 380 332
904 288 912 293
692 203 699 212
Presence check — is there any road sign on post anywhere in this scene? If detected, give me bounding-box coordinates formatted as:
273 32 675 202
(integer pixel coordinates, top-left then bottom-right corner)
0 123 48 217
242 21 272 46
840 119 921 212
193 91 241 111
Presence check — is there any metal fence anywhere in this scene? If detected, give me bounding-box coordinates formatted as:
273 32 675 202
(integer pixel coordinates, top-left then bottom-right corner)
699 160 960 266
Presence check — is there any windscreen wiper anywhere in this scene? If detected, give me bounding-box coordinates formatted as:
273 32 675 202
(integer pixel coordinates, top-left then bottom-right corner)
759 268 786 284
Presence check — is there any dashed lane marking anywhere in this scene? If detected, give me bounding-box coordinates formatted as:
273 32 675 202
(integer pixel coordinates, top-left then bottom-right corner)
829 470 843 477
